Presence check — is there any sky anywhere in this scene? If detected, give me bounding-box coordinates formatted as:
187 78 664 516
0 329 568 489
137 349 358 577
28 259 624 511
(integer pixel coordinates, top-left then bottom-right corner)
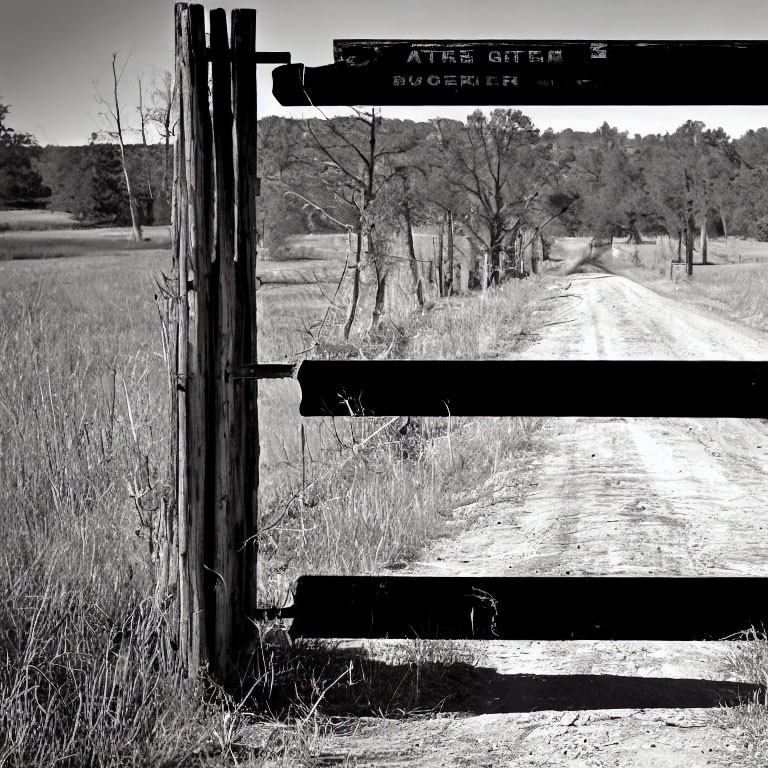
2 0 768 145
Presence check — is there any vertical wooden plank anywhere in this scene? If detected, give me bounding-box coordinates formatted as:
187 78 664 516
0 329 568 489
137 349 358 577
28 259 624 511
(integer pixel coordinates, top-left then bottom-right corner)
173 0 190 672
446 209 454 295
685 220 694 276
531 228 542 274
174 1 213 675
156 85 182 631
210 7 237 680
232 7 260 638
428 236 435 285
437 222 444 297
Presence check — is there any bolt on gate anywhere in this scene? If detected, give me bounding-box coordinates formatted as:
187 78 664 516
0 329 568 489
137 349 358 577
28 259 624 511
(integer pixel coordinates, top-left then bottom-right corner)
166 3 768 681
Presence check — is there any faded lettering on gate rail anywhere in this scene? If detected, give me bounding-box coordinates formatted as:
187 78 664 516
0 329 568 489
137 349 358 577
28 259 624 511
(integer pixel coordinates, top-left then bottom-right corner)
273 39 768 106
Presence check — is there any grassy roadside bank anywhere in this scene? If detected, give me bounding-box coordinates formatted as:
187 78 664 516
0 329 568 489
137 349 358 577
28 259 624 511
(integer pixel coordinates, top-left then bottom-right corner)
0 226 553 766
597 239 768 334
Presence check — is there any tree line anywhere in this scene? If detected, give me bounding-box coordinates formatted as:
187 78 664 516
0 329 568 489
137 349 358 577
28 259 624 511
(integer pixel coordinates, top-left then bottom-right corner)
258 111 768 254
256 110 768 332
4 102 768 255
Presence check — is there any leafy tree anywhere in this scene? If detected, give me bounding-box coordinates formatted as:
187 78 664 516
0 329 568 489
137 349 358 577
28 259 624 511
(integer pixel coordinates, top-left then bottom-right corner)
0 104 50 208
557 123 653 242
35 141 168 227
88 139 132 225
639 121 743 264
729 128 768 240
700 127 739 242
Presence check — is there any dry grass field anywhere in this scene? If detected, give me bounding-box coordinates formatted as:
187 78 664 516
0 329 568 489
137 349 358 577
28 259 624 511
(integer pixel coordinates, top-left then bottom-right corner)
0 208 80 231
0 216 549 766
599 237 768 334
5 220 768 764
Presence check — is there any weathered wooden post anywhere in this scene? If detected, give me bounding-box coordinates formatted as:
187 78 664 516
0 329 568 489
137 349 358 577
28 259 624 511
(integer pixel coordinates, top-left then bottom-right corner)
437 222 445 297
210 6 236 679
428 237 435 286
446 210 455 295
168 2 213 677
166 2 260 680
209 5 260 682
531 228 543 275
685 221 694 277
230 6 260 679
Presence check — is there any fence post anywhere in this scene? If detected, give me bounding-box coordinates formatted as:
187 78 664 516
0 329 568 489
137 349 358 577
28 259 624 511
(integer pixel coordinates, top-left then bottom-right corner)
172 2 213 675
210 7 238 681
168 2 260 679
437 222 444 297
446 210 455 295
231 7 260 663
685 222 694 277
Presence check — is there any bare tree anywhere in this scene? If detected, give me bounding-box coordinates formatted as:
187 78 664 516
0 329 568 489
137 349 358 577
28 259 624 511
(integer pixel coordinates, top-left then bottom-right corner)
95 52 143 242
136 74 155 223
434 110 559 285
261 109 423 338
303 108 380 338
144 69 176 206
303 109 425 335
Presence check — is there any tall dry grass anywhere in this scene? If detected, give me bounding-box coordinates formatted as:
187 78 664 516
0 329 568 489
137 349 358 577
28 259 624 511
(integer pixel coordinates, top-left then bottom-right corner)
403 280 544 359
677 262 768 331
0 249 213 765
606 238 768 333
0 229 546 764
0 209 79 231
712 628 768 766
256 271 546 608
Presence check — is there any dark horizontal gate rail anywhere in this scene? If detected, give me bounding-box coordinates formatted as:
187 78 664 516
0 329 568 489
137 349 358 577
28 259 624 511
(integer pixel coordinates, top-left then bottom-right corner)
272 39 768 106
284 576 768 641
291 360 768 417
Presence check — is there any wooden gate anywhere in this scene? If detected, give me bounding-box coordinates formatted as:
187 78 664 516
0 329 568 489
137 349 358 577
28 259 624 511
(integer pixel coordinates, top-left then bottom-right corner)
167 4 768 680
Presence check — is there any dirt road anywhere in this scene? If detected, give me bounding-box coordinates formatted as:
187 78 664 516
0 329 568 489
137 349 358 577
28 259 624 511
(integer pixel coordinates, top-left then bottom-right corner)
335 267 768 767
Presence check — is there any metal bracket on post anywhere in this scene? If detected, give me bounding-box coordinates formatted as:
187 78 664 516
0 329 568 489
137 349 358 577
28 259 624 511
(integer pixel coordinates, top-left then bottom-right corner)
229 362 298 380
206 50 291 64
254 52 291 64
